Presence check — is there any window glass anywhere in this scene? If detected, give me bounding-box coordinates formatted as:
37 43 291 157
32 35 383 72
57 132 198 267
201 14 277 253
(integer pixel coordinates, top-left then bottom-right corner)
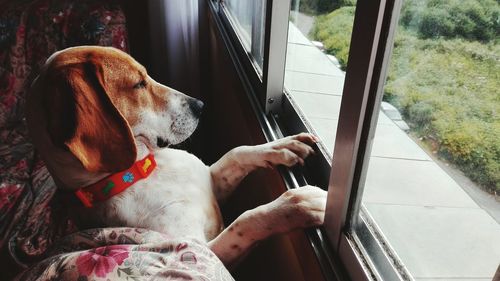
224 0 266 71
284 0 356 157
357 0 500 279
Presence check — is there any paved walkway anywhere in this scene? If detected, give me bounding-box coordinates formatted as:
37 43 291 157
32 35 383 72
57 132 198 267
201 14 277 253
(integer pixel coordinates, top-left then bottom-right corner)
285 23 500 280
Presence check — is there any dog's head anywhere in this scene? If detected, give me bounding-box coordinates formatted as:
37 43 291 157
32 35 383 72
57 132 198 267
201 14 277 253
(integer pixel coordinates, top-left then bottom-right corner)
36 46 203 173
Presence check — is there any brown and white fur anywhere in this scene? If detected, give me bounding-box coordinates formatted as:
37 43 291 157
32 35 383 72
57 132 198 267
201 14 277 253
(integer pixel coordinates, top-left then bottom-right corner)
26 46 327 267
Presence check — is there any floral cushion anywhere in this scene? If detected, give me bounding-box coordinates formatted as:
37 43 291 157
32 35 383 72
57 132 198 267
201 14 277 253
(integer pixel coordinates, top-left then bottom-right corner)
0 0 233 279
14 228 233 281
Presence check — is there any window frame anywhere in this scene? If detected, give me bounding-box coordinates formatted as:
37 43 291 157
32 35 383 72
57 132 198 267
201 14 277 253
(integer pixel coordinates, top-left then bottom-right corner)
215 0 265 101
208 0 410 280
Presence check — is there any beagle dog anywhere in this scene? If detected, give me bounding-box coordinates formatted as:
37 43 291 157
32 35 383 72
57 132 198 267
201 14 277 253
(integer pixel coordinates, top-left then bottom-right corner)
26 46 327 267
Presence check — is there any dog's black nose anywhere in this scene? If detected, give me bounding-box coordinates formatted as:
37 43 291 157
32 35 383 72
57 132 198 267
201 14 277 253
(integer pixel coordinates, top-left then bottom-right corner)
188 99 204 117
156 137 169 148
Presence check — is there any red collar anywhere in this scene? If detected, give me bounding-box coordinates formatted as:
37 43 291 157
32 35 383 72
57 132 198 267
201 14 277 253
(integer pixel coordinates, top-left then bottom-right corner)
74 154 157 208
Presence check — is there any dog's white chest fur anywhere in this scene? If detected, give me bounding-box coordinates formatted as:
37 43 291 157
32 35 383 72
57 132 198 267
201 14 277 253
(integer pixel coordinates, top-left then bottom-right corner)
95 149 222 241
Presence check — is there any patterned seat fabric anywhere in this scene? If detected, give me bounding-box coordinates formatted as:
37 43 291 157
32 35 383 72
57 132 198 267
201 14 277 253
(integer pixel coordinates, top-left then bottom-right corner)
0 0 128 278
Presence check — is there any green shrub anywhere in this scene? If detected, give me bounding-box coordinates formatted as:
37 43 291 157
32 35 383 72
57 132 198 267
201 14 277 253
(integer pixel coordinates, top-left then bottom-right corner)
436 120 500 190
407 101 434 129
400 0 500 42
294 0 345 15
310 6 355 70
338 0 356 7
311 5 500 192
385 34 500 191
419 8 456 38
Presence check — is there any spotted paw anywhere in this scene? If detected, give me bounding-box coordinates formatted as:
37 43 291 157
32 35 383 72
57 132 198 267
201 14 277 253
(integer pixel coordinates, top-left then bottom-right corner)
260 133 318 167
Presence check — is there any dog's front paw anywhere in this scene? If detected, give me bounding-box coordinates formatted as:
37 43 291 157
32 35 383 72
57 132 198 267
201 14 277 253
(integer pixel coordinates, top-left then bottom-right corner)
260 133 318 167
260 185 327 234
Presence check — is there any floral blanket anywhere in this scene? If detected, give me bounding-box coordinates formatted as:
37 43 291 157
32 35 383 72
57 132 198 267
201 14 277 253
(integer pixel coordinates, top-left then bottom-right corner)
14 228 233 281
0 0 232 280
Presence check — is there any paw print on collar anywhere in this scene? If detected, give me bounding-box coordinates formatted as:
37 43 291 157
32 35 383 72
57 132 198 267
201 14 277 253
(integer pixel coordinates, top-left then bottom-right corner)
122 172 134 183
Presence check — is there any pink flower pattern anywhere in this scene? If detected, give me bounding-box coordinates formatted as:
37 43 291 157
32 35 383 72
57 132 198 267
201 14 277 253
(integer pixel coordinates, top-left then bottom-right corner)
15 229 235 281
0 0 129 279
76 245 130 278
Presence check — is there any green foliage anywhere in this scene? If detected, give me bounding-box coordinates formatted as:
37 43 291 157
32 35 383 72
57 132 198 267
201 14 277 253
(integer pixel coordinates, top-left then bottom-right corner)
294 0 355 15
385 33 500 191
310 6 355 70
407 101 434 130
400 0 500 42
311 3 500 192
337 0 356 7
436 120 500 190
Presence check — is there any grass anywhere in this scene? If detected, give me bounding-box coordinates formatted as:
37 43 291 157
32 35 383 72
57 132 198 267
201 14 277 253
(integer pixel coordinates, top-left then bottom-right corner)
311 5 500 192
310 6 355 70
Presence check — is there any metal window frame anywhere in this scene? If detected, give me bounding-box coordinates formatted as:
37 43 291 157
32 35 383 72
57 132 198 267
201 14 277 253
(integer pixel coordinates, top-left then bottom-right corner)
324 0 390 248
208 0 410 280
262 0 291 113
322 0 415 279
216 0 265 99
216 0 291 113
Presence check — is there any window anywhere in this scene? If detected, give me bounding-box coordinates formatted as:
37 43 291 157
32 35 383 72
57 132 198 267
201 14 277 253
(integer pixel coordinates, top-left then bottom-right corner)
355 1 500 279
209 0 500 280
283 0 354 158
222 0 266 72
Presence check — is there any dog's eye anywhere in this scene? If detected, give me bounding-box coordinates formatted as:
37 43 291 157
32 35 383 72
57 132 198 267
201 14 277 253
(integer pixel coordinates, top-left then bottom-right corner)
133 80 147 89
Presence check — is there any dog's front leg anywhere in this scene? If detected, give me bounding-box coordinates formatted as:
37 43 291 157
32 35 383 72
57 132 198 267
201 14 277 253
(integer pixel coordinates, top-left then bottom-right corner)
210 133 318 202
209 185 327 268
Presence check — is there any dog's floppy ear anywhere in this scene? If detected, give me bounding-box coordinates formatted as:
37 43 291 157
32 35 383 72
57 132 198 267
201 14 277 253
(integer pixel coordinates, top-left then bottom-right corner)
43 61 137 173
